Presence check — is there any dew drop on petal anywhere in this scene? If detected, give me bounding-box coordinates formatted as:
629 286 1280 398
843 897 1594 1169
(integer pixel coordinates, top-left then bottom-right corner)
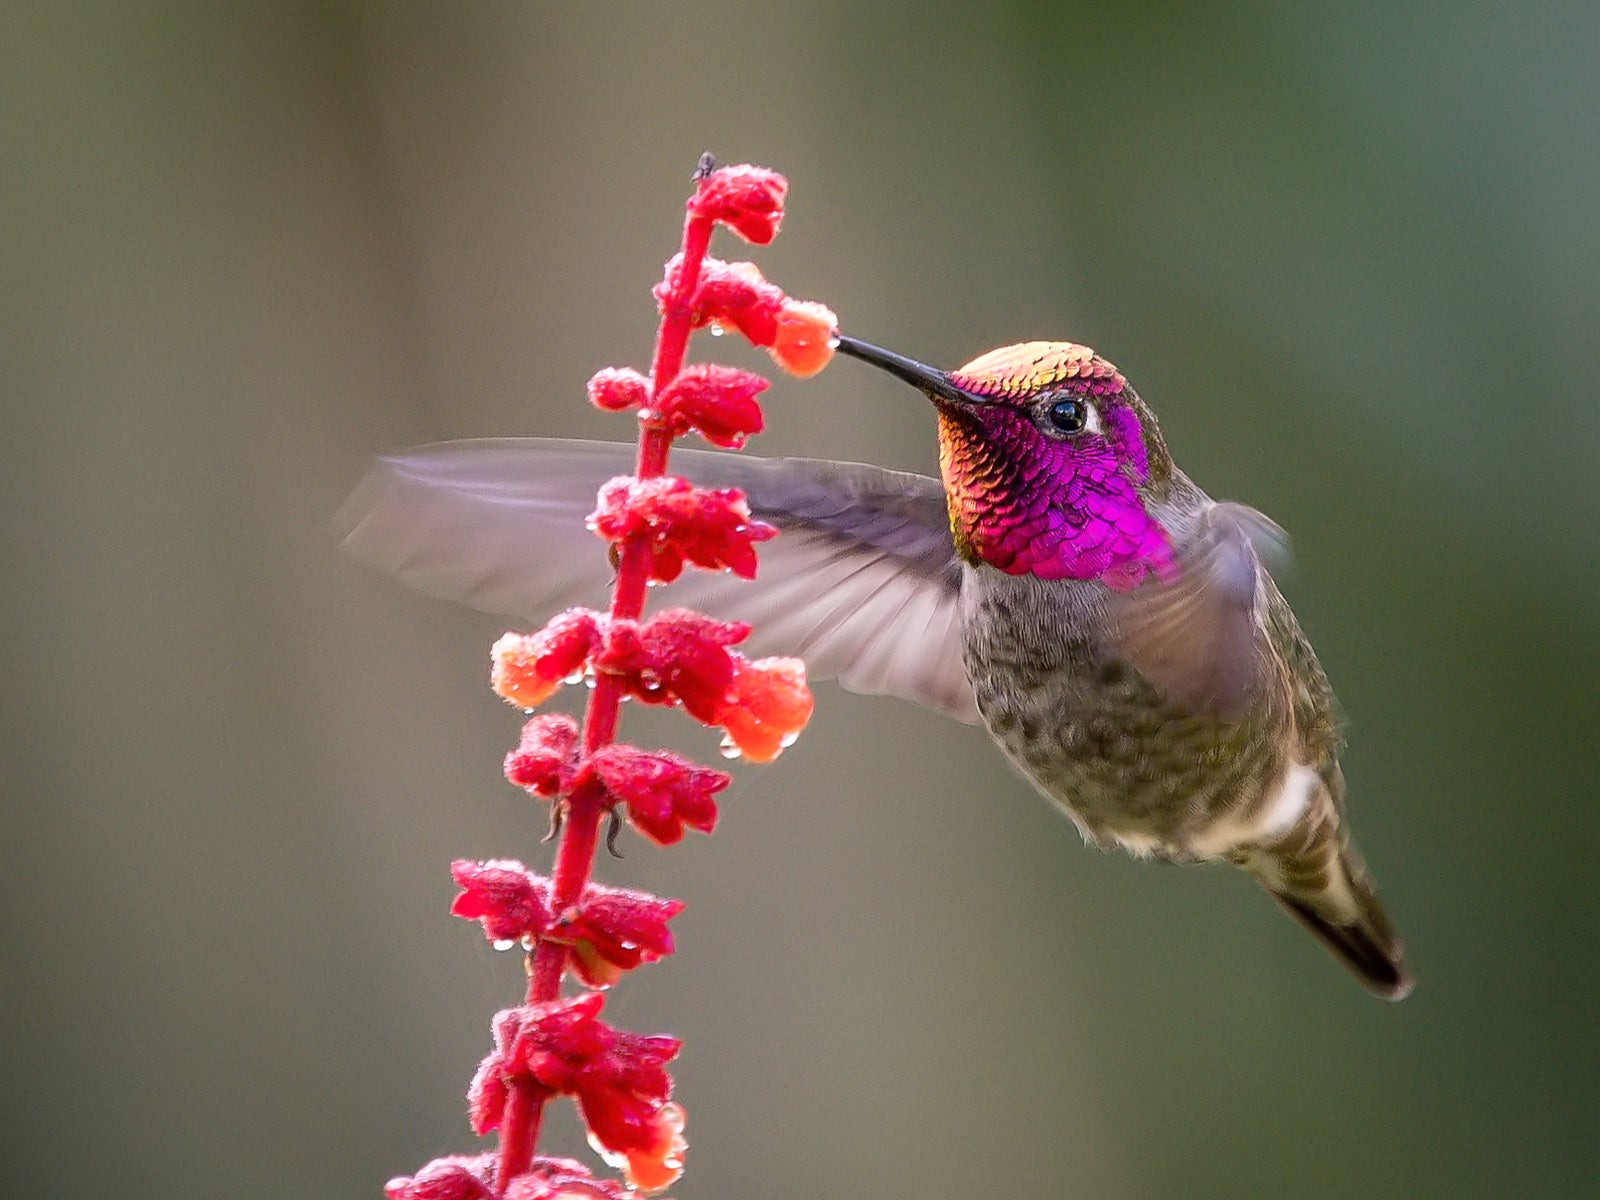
519 934 537 951
491 938 516 952
708 321 725 337
719 735 742 760
779 731 800 749
588 1133 627 1172
563 670 585 685
827 333 842 350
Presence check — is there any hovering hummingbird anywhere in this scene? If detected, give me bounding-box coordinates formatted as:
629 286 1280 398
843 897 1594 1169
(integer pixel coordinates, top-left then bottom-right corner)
336 336 1411 999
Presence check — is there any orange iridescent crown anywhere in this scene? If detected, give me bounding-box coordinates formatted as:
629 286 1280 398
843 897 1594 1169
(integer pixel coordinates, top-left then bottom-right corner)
949 341 1126 399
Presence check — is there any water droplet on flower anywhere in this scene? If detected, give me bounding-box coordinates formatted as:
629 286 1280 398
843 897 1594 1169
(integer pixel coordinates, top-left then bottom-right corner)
646 578 665 588
491 938 516 952
826 333 842 350
708 321 725 337
719 735 742 760
563 671 585 685
584 675 597 689
519 934 537 951
779 731 800 749
588 1134 627 1171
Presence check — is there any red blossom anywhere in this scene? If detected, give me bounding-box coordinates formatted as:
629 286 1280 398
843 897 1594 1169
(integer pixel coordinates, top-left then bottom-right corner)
384 1154 498 1200
503 714 581 797
594 609 750 722
674 255 785 346
557 881 684 987
687 164 787 244
451 861 682 985
450 860 552 945
491 612 602 709
587 744 727 845
651 361 768 449
589 475 776 583
571 1027 682 1162
717 656 814 763
470 995 681 1163
586 367 650 414
664 256 837 379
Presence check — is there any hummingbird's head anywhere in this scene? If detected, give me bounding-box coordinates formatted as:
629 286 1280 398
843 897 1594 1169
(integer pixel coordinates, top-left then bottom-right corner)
838 337 1177 586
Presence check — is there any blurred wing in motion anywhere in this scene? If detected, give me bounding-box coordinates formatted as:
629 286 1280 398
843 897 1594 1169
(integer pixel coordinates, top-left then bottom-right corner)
1111 501 1290 717
334 438 978 722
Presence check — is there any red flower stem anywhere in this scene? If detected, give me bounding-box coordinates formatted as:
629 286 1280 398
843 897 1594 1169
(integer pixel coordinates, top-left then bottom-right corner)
496 202 717 1189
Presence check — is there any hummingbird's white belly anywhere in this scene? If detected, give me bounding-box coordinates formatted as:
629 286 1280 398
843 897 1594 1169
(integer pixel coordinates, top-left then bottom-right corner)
1185 760 1319 859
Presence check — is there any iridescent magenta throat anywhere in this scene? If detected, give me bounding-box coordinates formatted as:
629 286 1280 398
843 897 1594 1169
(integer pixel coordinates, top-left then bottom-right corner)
938 404 1173 588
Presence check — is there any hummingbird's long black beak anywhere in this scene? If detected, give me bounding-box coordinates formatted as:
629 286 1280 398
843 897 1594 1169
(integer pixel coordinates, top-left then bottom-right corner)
835 335 987 408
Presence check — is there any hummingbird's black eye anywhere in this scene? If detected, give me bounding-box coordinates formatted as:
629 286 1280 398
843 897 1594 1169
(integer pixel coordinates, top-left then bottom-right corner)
1046 397 1087 435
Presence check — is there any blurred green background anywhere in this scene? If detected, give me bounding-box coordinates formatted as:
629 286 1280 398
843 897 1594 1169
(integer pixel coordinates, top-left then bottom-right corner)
5 3 1597 1197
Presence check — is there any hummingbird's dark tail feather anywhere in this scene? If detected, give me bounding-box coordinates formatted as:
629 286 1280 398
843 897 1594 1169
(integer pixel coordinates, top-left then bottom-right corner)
1269 884 1413 1001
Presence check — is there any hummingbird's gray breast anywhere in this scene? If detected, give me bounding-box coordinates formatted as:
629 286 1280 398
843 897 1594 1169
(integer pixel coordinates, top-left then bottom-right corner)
959 565 1294 859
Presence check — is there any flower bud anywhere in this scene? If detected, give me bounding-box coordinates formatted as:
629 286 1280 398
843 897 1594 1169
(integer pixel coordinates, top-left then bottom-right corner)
491 612 602 709
587 366 651 413
769 299 838 378
687 164 787 244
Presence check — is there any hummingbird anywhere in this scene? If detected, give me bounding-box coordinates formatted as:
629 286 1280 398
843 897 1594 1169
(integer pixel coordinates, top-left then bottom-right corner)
336 336 1411 999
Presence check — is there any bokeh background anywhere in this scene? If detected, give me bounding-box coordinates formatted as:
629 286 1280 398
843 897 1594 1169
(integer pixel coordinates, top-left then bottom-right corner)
5 3 1598 1197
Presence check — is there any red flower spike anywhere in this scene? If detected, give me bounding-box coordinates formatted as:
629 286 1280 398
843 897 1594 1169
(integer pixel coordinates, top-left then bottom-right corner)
587 367 650 414
450 860 553 945
688 164 787 245
587 745 728 845
769 299 839 378
491 612 603 709
503 1157 628 1200
384 1154 499 1200
651 362 768 450
416 163 827 1194
503 714 581 797
717 655 814 763
590 475 776 584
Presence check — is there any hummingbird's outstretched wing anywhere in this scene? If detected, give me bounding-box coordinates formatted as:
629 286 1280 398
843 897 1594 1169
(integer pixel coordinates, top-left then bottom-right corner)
334 438 979 723
1111 501 1289 718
